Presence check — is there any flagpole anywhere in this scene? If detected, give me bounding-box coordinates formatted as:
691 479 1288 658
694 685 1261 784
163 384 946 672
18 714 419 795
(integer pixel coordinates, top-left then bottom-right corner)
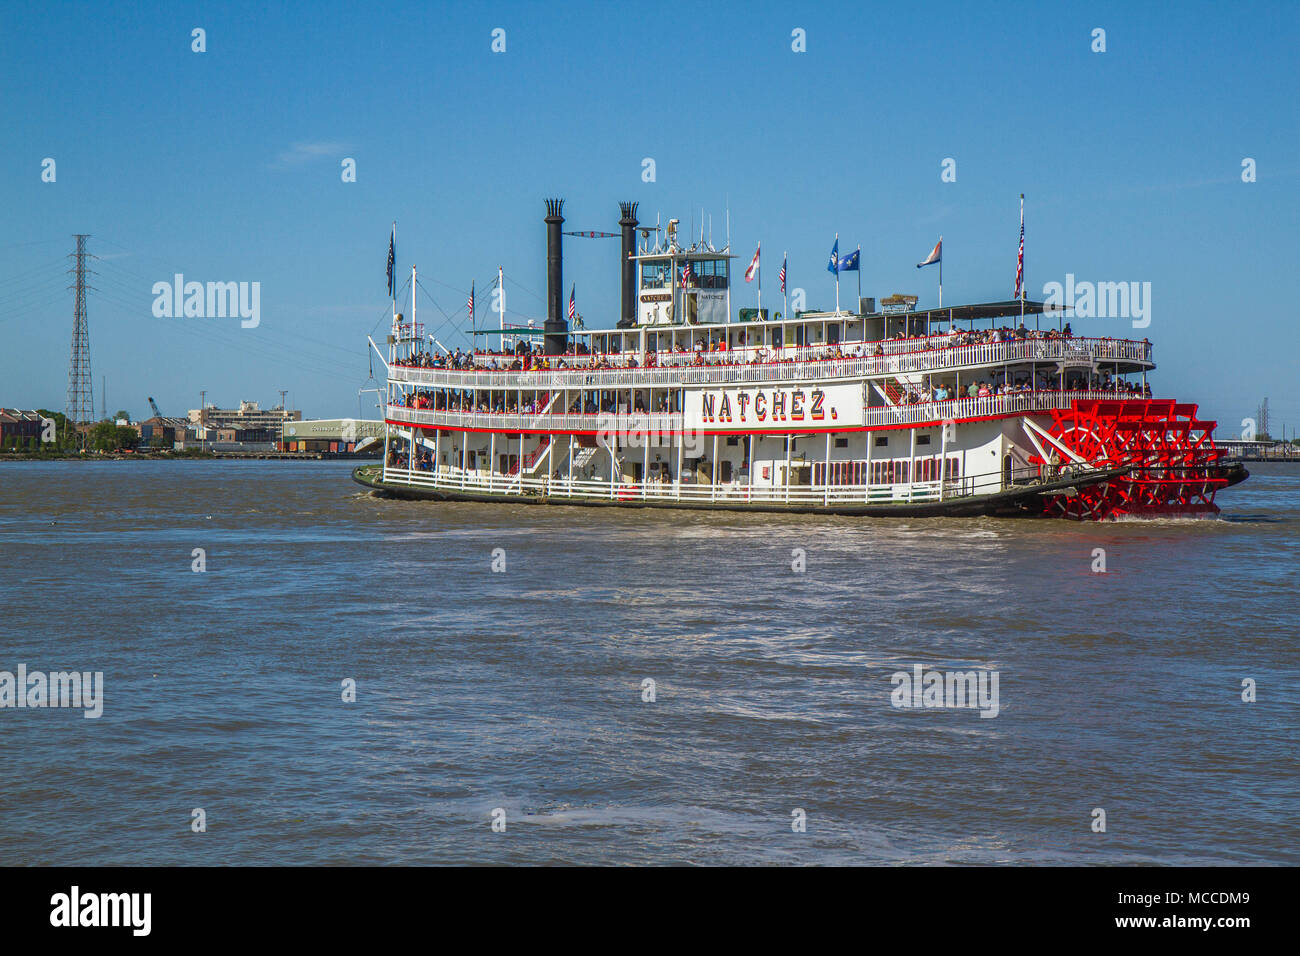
757 242 762 318
938 248 943 309
1020 194 1029 330
834 233 840 313
856 244 861 308
782 250 788 321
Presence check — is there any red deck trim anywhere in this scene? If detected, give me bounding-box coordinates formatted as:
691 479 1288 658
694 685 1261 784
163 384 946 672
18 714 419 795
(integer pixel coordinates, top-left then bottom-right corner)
384 406 1073 437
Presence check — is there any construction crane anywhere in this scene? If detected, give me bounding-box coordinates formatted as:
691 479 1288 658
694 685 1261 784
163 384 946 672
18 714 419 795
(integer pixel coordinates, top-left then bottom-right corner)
147 396 162 419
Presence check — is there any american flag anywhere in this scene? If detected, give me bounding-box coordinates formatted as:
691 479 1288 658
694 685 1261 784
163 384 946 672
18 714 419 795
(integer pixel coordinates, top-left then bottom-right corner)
779 254 787 294
386 226 395 297
467 281 474 319
568 283 576 320
680 259 691 289
745 243 760 282
1014 195 1024 297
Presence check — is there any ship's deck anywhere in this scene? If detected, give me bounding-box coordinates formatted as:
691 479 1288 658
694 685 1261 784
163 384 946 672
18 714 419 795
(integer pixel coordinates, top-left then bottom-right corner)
386 388 1143 435
390 334 1153 392
352 462 1130 517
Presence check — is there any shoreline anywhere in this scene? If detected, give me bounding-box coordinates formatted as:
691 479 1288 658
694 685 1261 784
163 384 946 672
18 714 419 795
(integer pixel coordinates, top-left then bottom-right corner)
0 451 379 463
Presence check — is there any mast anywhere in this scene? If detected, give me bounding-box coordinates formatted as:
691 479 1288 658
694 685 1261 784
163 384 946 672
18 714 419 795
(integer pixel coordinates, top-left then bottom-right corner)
725 202 731 322
834 232 840 314
856 244 862 308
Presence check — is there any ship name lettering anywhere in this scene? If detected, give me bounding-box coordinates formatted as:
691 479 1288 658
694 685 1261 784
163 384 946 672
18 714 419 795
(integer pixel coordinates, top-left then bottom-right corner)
810 389 825 420
699 387 829 424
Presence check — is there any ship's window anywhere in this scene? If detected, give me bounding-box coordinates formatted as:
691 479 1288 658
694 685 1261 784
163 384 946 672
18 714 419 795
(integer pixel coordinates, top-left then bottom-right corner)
725 436 739 446
641 261 669 289
874 436 888 448
709 259 730 288
917 435 931 446
834 438 848 448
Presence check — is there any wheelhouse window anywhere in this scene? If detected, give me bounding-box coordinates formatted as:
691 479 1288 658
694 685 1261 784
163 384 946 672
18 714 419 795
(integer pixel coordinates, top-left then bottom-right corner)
641 261 671 289
695 258 729 289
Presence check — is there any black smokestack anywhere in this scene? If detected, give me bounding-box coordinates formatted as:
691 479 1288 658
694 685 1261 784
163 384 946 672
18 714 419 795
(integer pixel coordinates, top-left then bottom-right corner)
618 201 639 329
543 198 566 355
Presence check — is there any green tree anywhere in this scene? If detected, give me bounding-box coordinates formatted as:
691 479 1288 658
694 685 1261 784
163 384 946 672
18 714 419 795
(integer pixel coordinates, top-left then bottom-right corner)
89 420 117 451
115 425 138 449
37 409 80 451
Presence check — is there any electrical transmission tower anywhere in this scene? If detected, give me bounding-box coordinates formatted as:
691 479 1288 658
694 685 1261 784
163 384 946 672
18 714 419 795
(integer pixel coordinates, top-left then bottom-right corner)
1256 397 1270 439
65 234 95 446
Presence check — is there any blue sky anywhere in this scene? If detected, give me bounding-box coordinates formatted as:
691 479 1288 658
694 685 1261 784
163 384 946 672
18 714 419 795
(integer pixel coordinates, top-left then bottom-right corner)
2 0 1297 433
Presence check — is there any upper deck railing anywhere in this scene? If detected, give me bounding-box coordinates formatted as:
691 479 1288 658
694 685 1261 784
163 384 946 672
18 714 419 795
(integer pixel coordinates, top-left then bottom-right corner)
386 388 1143 433
389 335 1152 391
388 406 683 434
863 389 1124 427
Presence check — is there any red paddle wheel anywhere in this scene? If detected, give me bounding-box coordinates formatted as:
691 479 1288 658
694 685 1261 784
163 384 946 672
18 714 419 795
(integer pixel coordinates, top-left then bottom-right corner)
1025 399 1228 520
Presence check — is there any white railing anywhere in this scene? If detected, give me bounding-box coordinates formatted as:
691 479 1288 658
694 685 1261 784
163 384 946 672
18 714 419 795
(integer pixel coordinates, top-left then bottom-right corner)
387 406 682 433
864 389 1127 427
387 389 1146 432
389 336 1152 391
377 467 955 505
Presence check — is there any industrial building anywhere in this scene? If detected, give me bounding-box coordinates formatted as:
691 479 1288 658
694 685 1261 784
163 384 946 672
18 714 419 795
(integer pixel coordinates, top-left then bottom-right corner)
280 419 384 454
0 409 45 449
188 400 302 441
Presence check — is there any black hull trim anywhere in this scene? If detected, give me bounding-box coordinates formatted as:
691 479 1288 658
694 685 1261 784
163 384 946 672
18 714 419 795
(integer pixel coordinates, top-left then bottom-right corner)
351 467 1127 518
1223 462 1250 488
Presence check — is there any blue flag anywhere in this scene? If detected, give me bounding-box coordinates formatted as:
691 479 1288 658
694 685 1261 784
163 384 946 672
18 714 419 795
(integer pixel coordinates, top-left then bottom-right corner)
827 237 839 274
838 249 860 272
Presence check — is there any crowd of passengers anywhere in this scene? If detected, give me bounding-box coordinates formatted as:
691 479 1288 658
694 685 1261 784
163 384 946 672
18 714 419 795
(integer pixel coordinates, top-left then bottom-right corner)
898 371 1151 404
392 370 1150 416
395 387 670 415
393 322 1151 373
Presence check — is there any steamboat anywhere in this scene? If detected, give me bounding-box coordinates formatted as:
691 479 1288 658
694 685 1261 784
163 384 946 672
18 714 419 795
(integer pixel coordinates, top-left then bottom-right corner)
353 199 1246 519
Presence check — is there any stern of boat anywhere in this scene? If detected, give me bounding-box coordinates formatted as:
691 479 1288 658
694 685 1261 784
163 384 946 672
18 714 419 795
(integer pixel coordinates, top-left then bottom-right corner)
1019 398 1241 520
